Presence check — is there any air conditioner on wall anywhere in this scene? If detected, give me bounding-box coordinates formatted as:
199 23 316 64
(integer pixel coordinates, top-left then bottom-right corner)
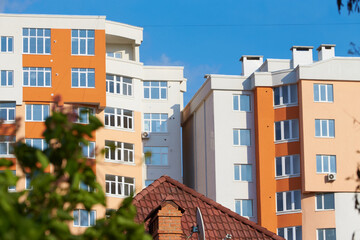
142 132 150 139
327 173 336 181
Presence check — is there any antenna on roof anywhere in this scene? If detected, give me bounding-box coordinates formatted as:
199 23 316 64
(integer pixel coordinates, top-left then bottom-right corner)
186 207 206 240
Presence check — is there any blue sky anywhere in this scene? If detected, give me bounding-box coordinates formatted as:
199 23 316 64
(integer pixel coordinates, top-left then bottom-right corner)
1 0 360 104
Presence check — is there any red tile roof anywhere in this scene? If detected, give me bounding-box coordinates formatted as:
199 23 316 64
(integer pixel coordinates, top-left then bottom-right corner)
133 175 284 240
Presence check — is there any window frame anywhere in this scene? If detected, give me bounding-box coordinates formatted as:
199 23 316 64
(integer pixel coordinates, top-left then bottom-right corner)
315 119 335 138
276 190 301 214
22 28 51 55
0 102 16 123
277 226 302 240
106 51 122 59
144 113 168 133
1 70 13 87
273 84 298 107
73 209 96 227
274 119 299 143
143 81 168 100
0 136 15 157
317 228 336 240
71 29 95 56
144 146 168 166
105 140 134 164
104 107 134 130
105 174 135 197
233 129 251 146
71 68 95 88
235 199 253 217
275 154 300 179
25 138 48 151
234 164 252 181
25 104 50 122
316 155 336 174
314 84 333 103
316 193 335 211
80 142 95 159
106 74 133 96
75 107 94 124
1 36 13 53
233 94 251 112
23 67 51 87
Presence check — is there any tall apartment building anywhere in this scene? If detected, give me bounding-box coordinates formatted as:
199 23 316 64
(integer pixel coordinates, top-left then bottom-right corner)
182 44 360 239
0 14 186 232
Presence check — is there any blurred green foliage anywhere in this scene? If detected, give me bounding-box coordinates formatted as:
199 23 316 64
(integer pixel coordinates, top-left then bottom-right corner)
0 105 151 240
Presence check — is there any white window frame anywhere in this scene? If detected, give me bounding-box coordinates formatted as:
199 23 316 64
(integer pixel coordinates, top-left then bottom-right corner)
25 104 50 122
233 94 251 112
234 164 252 181
23 28 51 54
0 102 15 123
73 209 96 227
105 174 135 197
106 51 122 59
71 29 95 56
273 84 298 107
316 155 336 174
235 199 253 217
104 107 133 130
23 67 51 87
1 70 13 87
233 129 251 146
316 193 335 211
277 226 302 240
0 136 15 156
75 107 94 124
144 147 168 166
314 84 333 103
1 36 13 53
317 228 336 240
276 190 301 214
144 113 168 133
79 181 94 192
143 81 167 100
274 119 299 142
315 119 335 138
80 142 95 159
106 74 133 96
105 140 134 164
25 139 48 151
71 68 95 88
275 155 300 178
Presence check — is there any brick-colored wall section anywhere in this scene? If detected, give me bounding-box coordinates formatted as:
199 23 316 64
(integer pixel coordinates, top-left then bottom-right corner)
148 201 184 240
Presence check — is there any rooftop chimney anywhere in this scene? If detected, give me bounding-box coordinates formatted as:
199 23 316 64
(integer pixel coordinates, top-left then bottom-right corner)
290 46 313 68
240 55 263 76
317 44 336 61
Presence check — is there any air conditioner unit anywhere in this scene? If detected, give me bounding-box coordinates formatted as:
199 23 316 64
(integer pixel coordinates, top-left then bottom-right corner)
327 173 336 181
142 132 150 139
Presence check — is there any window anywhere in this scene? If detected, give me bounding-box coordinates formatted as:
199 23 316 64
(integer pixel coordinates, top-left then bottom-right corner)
0 135 15 156
316 155 336 174
276 190 301 213
314 84 333 102
0 170 16 191
317 228 336 240
1 70 13 86
79 181 93 192
105 140 134 164
106 74 132 96
73 209 96 227
276 155 300 178
234 164 252 181
235 199 253 217
106 52 122 59
25 139 48 151
0 102 15 123
23 28 50 54
105 174 135 197
23 67 51 87
25 104 50 122
75 107 94 124
81 142 95 159
143 81 167 99
1 36 13 52
275 119 299 142
144 147 168 165
315 119 335 138
144 113 168 132
104 107 133 130
316 193 335 210
25 174 33 190
233 129 251 146
71 29 94 55
278 226 302 240
274 84 297 106
71 68 95 88
233 95 250 111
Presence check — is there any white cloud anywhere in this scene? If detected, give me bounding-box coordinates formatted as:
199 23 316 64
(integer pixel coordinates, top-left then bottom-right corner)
0 0 37 13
